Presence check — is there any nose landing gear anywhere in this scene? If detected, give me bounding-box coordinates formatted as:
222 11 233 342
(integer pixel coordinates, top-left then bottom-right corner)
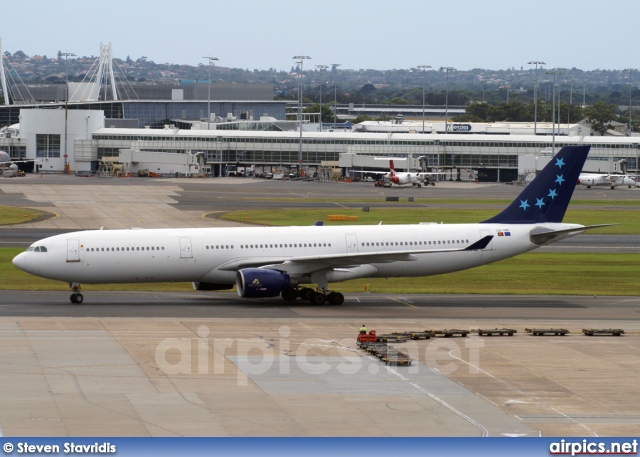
69 283 84 304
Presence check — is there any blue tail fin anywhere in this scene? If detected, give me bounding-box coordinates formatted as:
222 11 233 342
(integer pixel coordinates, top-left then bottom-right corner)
482 145 590 224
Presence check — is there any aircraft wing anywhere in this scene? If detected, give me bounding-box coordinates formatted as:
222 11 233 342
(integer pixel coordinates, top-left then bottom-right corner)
218 235 493 273
348 169 388 175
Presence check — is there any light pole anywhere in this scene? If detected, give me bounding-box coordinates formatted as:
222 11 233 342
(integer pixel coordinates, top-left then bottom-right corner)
293 56 311 167
624 68 637 136
568 79 573 125
557 83 561 131
316 65 328 131
203 56 218 130
440 67 455 134
417 65 431 133
61 52 76 173
546 69 563 155
506 72 510 104
528 61 545 135
332 63 341 126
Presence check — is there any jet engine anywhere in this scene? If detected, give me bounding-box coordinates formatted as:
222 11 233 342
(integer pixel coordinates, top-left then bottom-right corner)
236 268 290 298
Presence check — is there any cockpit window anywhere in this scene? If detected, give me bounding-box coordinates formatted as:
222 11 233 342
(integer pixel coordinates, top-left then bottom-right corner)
26 246 47 253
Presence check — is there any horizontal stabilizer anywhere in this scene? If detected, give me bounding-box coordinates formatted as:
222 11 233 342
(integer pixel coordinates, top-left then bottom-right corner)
529 224 617 245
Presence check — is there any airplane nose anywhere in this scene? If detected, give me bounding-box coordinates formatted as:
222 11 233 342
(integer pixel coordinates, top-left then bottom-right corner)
12 252 26 271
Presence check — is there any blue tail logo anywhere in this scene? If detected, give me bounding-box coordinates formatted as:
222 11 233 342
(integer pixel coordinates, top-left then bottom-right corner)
482 145 590 224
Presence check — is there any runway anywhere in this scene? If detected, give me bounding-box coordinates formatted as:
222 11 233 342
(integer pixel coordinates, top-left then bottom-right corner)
0 174 639 437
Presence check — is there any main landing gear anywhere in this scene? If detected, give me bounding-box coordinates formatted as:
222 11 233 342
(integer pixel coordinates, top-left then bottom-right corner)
69 283 84 304
280 286 345 305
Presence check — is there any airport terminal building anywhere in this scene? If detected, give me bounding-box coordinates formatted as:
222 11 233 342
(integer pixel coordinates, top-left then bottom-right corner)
1 107 638 181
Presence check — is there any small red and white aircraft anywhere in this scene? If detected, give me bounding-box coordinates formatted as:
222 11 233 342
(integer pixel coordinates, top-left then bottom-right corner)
577 172 638 189
353 159 443 187
385 160 438 187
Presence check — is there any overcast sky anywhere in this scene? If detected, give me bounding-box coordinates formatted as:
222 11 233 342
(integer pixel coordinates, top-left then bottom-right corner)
3 0 638 72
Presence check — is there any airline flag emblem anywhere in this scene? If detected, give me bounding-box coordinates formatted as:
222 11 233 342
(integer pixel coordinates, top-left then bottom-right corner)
497 229 511 237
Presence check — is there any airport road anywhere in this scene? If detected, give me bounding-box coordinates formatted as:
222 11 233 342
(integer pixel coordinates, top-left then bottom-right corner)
0 174 639 437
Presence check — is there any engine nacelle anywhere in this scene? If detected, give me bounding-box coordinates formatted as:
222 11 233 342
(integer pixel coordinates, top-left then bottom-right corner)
236 268 290 298
192 282 233 291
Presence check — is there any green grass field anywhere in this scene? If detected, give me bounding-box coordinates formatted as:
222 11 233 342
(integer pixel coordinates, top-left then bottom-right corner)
0 206 49 225
220 207 637 234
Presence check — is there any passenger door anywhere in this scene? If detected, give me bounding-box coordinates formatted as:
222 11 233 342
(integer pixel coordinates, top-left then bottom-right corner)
345 234 358 253
179 237 193 259
66 239 81 262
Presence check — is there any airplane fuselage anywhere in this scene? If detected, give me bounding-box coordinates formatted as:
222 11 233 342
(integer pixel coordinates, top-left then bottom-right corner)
13 222 580 286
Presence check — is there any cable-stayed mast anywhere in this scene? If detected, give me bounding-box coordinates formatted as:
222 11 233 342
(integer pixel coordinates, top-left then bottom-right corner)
95 42 118 101
70 42 119 101
0 37 10 105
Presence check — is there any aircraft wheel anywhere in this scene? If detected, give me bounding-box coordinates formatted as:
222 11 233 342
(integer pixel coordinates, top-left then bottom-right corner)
70 294 77 304
298 287 314 300
70 293 83 304
281 287 298 301
309 292 326 305
327 292 344 305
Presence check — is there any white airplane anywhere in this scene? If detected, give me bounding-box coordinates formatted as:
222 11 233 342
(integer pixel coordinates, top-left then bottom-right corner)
0 150 28 177
12 145 610 305
577 173 638 189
